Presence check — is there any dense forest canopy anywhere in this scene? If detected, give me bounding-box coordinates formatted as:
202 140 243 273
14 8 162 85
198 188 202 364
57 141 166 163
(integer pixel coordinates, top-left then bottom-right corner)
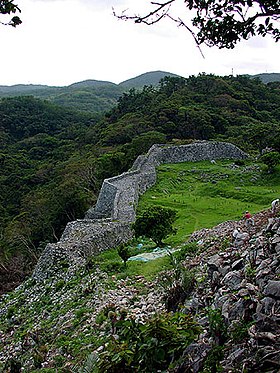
1 74 280 293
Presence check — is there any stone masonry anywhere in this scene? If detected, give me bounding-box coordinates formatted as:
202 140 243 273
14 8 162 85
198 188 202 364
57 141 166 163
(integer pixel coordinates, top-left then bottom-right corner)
32 141 248 280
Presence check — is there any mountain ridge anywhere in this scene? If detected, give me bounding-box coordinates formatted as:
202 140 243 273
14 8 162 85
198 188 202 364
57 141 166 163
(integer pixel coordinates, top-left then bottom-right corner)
1 70 279 92
0 71 178 113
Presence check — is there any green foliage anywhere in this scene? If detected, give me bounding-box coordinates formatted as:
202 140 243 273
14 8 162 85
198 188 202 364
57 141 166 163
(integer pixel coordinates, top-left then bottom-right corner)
133 206 177 246
125 130 166 163
116 1 280 48
96 311 201 372
208 308 228 345
55 279 65 291
245 265 256 281
117 243 131 267
260 151 280 173
137 159 280 246
203 345 224 373
74 353 97 373
161 252 196 311
230 320 253 342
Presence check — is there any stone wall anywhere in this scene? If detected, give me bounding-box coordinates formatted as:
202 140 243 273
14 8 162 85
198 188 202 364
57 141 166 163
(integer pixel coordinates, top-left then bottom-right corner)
33 219 134 280
33 141 248 280
85 141 247 222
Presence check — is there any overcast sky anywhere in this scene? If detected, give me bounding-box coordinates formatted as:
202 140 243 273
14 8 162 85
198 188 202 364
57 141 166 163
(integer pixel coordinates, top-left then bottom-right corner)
1 0 279 86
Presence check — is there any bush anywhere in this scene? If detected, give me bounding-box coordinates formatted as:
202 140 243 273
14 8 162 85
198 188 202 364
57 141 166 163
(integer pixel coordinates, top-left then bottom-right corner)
161 253 196 311
133 206 177 247
96 311 201 372
260 151 280 173
117 243 131 267
173 242 199 261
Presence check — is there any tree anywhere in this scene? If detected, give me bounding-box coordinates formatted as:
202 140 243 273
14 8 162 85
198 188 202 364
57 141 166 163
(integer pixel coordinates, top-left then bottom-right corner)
117 243 131 267
260 151 280 173
125 130 166 163
0 0 21 27
132 206 177 247
114 1 280 49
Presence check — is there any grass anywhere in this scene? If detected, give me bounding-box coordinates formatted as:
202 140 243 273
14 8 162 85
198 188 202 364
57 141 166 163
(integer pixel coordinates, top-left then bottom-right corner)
137 159 280 246
93 244 171 281
2 159 280 372
95 159 280 279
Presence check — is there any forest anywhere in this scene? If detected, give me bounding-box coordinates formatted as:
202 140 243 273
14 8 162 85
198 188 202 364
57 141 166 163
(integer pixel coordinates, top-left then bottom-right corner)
1 73 280 293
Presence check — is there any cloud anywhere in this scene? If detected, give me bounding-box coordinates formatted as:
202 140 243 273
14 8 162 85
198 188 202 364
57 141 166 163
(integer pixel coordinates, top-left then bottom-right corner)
0 0 279 86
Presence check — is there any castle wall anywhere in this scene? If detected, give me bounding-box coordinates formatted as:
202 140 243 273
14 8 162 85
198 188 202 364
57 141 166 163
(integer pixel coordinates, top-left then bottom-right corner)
85 141 247 222
33 141 248 280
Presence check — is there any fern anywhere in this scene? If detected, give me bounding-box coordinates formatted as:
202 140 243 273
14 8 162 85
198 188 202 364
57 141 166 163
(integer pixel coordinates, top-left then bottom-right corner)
73 353 97 373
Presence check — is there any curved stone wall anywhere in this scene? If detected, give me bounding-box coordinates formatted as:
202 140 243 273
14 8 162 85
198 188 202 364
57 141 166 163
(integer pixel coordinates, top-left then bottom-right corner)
33 141 248 280
85 141 248 222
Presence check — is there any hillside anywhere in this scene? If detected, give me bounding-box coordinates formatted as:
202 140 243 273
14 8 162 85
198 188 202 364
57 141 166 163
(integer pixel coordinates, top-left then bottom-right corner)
2 71 279 116
119 70 179 88
1 74 280 295
0 202 279 371
0 71 179 114
251 72 280 84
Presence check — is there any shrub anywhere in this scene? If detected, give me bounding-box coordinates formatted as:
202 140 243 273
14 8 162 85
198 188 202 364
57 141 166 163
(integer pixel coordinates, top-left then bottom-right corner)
208 308 228 346
260 151 280 173
161 253 196 311
96 311 201 372
117 243 131 267
173 242 199 261
133 206 177 247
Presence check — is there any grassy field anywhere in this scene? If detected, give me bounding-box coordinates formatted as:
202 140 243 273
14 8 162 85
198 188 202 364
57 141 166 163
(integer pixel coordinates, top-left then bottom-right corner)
137 159 280 246
93 159 280 280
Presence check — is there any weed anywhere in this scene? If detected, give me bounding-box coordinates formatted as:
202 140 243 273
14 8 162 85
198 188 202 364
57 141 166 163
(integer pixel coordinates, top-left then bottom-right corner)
95 311 107 325
53 354 66 368
245 265 256 281
73 353 97 373
220 237 230 251
160 252 196 311
230 320 253 342
55 279 66 291
207 308 228 345
6 305 16 319
173 242 199 261
96 311 201 373
203 345 224 373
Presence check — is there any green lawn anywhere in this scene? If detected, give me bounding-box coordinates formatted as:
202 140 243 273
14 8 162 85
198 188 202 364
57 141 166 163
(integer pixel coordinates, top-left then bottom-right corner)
137 160 280 245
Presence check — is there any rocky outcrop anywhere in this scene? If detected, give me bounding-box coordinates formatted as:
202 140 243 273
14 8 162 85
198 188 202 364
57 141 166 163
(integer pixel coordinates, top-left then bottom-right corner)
1 209 279 372
174 210 280 372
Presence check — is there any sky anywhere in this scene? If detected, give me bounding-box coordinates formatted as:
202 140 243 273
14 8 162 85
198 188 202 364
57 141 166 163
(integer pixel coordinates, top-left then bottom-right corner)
1 0 279 87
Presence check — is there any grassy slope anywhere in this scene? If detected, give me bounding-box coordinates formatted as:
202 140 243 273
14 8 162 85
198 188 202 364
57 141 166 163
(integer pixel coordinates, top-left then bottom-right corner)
138 159 280 245
1 158 280 371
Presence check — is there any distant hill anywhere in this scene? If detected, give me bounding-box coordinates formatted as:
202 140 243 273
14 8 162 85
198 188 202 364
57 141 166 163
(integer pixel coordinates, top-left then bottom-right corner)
68 79 117 89
0 71 279 114
0 83 52 94
250 73 280 84
119 70 180 89
0 71 181 114
0 81 123 114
